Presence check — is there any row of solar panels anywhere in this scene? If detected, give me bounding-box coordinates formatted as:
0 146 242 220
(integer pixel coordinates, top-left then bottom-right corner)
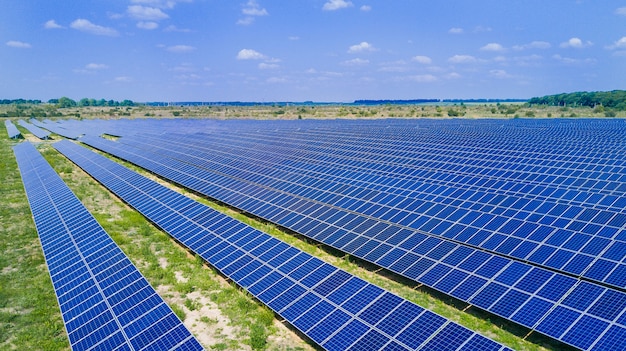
69 120 626 351
13 142 203 351
5 120 21 139
18 119 51 139
12 133 513 349
54 139 510 351
156 130 626 288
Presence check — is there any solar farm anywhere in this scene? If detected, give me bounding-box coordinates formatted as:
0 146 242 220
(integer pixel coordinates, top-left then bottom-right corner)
3 117 626 351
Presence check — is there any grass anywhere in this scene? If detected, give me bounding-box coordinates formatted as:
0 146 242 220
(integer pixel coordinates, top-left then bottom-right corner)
2 125 576 351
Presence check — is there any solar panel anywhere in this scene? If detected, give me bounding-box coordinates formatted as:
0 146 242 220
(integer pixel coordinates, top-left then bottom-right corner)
54 139 509 351
5 120 21 139
13 141 203 351
67 118 626 351
17 119 51 139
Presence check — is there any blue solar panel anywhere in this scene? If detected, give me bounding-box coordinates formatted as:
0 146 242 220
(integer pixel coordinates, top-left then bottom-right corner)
54 139 507 351
13 142 202 351
17 119 50 139
72 130 626 351
5 120 21 139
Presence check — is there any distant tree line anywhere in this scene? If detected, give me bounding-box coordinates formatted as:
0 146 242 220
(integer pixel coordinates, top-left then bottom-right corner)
1 99 42 105
48 97 136 108
529 90 626 110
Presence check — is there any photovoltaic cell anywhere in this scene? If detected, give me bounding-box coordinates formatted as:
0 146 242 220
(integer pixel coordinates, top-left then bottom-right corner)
13 141 202 351
54 140 508 351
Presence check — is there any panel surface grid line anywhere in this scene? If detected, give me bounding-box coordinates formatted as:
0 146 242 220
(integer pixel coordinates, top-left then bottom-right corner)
55 118 626 351
53 139 507 351
13 141 202 351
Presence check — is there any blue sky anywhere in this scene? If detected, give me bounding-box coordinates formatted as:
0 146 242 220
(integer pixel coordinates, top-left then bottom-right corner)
2 0 625 102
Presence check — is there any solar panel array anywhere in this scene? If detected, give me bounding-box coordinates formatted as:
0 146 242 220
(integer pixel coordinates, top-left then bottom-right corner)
13 141 203 351
18 119 51 139
69 118 626 351
54 139 510 351
31 119 83 139
5 120 21 139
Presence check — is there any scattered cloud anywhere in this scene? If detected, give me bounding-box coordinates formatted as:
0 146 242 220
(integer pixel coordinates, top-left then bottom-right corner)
258 62 279 69
480 43 505 52
267 77 287 83
6 40 32 49
323 0 353 11
412 55 432 64
242 0 268 16
70 19 119 36
127 5 169 20
166 45 196 53
137 21 159 29
407 74 438 83
607 36 626 50
164 25 192 32
616 7 626 16
552 54 596 65
86 63 109 70
237 49 267 60
360 5 371 11
114 76 133 82
348 41 376 53
238 0 268 25
44 20 64 29
513 41 551 50
342 58 369 66
560 37 592 49
448 27 463 34
444 72 462 79
489 69 513 79
448 55 478 64
473 26 492 33
288 36 300 41
130 0 190 9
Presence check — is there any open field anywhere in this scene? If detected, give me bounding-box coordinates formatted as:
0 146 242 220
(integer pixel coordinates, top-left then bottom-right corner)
1 102 625 121
1 119 587 350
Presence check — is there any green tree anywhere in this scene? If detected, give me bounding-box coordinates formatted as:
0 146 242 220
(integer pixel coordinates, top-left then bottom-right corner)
57 97 77 108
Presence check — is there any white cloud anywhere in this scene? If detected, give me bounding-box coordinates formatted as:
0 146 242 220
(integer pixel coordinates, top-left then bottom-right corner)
242 0 268 16
130 0 189 9
607 37 626 50
412 55 432 64
342 58 369 66
473 26 492 33
127 5 169 20
6 40 32 49
360 5 371 11
445 72 461 79
348 41 376 53
489 69 513 79
86 63 109 70
560 37 592 49
70 19 119 36
237 17 255 26
288 36 300 41
448 55 478 64
44 20 64 29
513 41 551 50
552 54 596 65
267 77 287 83
137 21 159 29
448 27 463 34
407 74 437 83
237 49 266 60
480 43 505 52
616 7 626 16
164 25 192 32
323 0 353 11
114 76 132 82
166 45 196 53
258 62 279 69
